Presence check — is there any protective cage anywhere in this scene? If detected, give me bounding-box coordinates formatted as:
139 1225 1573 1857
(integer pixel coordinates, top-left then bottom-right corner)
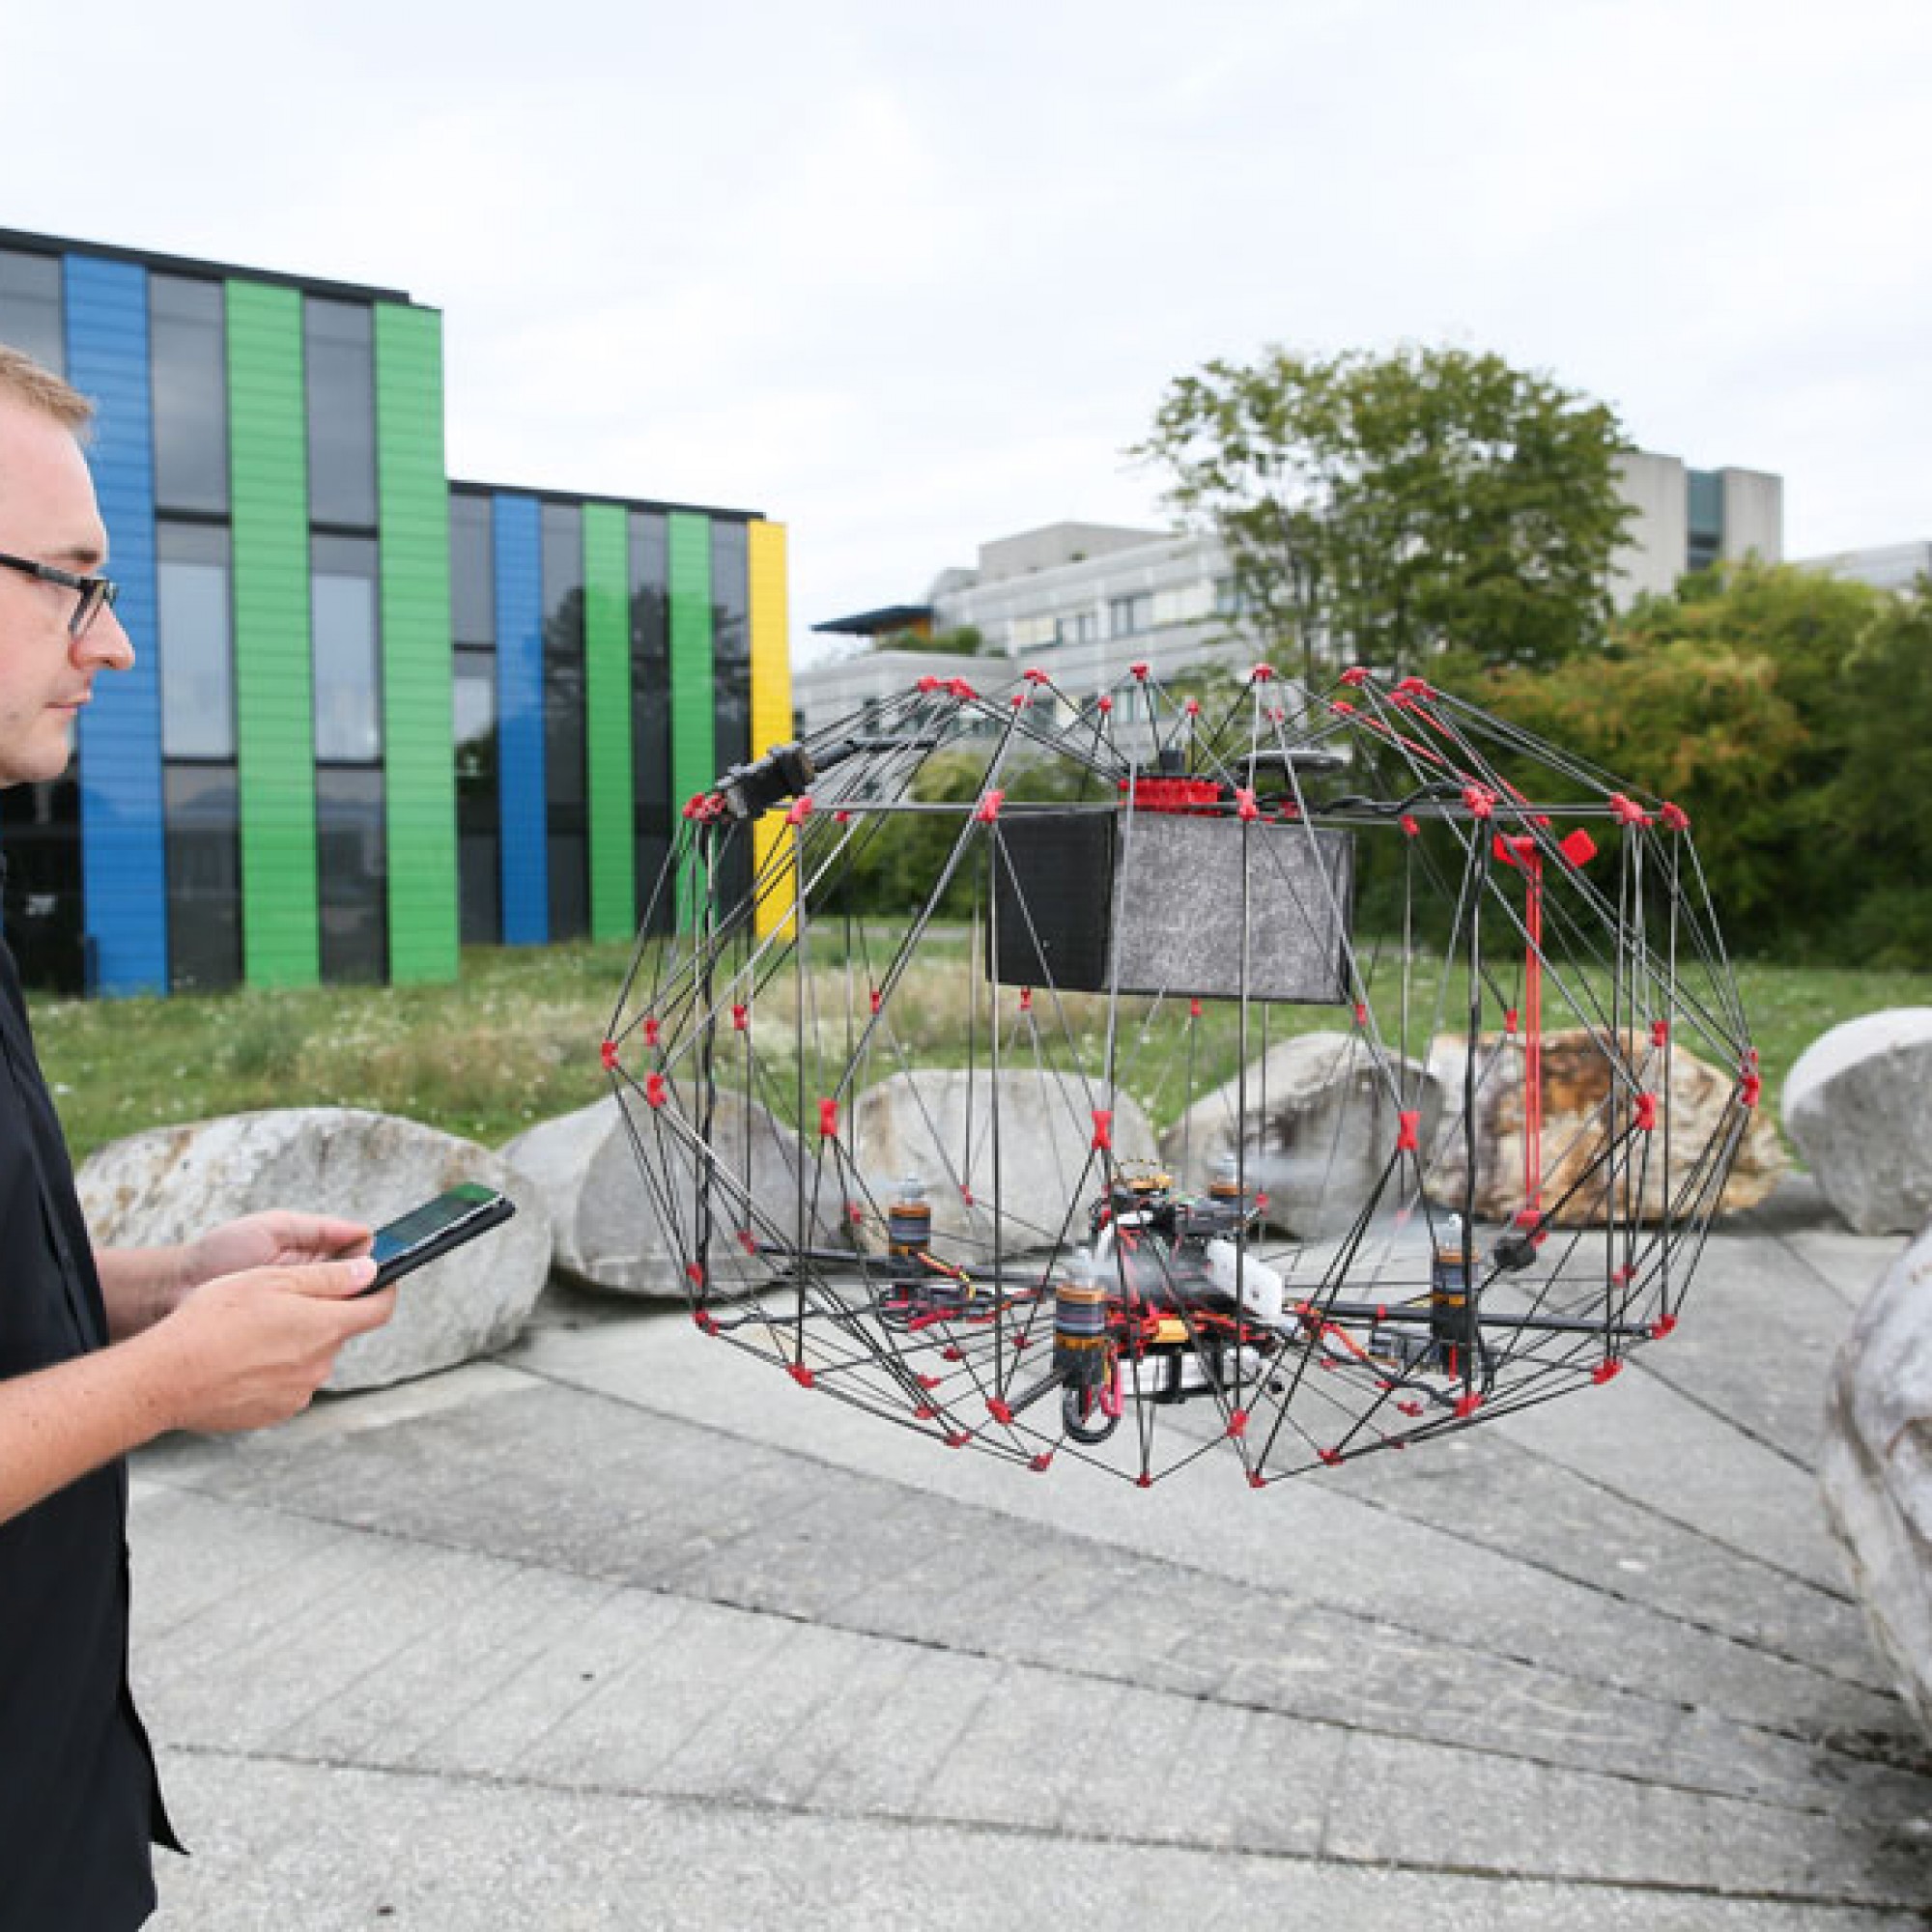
604 663 1761 1490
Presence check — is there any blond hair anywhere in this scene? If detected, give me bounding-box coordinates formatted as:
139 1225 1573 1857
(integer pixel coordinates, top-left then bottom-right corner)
0 343 92 431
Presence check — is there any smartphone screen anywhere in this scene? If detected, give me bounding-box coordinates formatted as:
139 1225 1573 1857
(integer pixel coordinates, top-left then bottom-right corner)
365 1182 516 1292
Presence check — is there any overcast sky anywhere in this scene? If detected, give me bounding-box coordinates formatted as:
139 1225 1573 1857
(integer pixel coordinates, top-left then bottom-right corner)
8 0 1929 662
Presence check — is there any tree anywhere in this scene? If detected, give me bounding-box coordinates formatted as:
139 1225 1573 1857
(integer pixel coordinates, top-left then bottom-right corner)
1134 344 1634 677
877 624 985 657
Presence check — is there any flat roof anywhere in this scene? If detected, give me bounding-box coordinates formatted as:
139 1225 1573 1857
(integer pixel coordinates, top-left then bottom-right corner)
449 478 766 523
0 225 418 307
810 604 933 636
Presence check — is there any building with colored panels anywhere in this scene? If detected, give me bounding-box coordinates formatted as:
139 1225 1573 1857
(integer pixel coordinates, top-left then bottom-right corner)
0 228 789 995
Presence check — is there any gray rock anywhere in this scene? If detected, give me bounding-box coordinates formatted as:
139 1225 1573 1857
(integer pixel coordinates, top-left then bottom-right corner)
504 1089 834 1298
78 1109 551 1392
1426 1027 1783 1225
851 1068 1158 1252
1160 1031 1440 1236
1820 1223 1932 1744
1783 1009 1932 1235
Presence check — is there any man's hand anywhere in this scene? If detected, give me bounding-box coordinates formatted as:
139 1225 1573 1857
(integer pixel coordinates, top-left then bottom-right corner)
145 1258 396 1436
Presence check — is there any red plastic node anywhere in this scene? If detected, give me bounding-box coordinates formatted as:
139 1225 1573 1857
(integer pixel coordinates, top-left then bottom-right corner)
834 810 851 824
1400 813 1421 838
731 1003 750 1031
947 1432 971 1449
1009 692 1029 710
1396 1109 1422 1152
693 1309 720 1336
1398 1401 1424 1418
1022 666 1049 684
1184 696 1202 716
1652 1019 1670 1047
784 794 814 826
1332 698 1357 715
1135 1472 1153 1489
1504 1007 1520 1036
1319 1447 1343 1466
1254 1191 1271 1213
644 1073 668 1109
1454 1393 1483 1419
975 788 1006 822
1248 1470 1268 1490
1129 661 1151 681
1593 1359 1623 1385
1251 663 1277 683
947 677 979 701
917 1372 943 1389
1608 793 1651 827
643 1016 661 1047
600 1039 619 1071
1660 801 1690 832
1560 828 1599 867
1462 783 1496 819
1096 695 1114 715
1740 1073 1763 1110
916 674 941 694
846 1201 866 1224
914 1404 937 1421
1609 1264 1634 1285
1340 666 1370 688
1236 787 1261 821
1651 1315 1679 1338
1012 1334 1031 1351
1634 1092 1659 1132
868 986 882 1014
788 1362 816 1390
1091 1109 1114 1151
685 1261 705 1288
735 1228 758 1256
1019 985 1034 1012
1393 674 1434 699
818 1097 839 1138
1226 1409 1249 1439
1189 998 1203 1018
942 1346 964 1363
1031 1453 1054 1473
1268 706 1285 724
986 1398 1014 1425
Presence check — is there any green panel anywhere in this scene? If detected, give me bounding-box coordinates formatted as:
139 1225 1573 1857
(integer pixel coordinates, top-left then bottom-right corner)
668 511 715 928
582 502 634 942
374 303 459 984
227 280 320 988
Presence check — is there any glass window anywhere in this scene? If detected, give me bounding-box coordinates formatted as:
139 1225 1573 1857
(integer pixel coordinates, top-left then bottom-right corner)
449 492 495 645
1109 593 1151 638
304 298 377 527
542 502 586 940
316 765 387 982
0 250 63 373
453 645 498 946
709 520 752 911
312 534 381 763
629 511 672 930
164 764 242 991
157 523 235 759
150 276 228 514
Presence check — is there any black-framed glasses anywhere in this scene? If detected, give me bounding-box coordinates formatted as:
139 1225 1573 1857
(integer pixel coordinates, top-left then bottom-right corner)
0 550 120 639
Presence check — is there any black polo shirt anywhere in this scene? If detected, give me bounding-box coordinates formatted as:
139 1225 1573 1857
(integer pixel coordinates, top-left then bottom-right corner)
0 908 173 1928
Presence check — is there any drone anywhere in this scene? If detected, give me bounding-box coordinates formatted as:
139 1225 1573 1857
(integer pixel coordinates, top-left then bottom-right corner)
604 662 1760 1489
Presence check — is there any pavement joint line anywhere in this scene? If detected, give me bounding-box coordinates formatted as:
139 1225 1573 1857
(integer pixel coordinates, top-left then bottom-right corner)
139 1380 1921 1810
152 1736 1921 1916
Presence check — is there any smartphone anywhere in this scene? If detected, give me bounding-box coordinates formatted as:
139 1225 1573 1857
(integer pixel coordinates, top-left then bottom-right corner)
363 1182 516 1292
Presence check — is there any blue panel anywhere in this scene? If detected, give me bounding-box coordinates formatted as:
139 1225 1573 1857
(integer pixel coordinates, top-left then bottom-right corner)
65 257 167 996
493 495 548 945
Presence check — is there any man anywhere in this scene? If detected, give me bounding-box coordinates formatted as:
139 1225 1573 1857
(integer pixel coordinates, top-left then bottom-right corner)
0 342 397 1927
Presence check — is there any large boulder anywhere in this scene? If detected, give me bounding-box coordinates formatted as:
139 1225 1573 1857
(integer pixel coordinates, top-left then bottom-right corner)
504 1089 836 1298
1821 1225 1932 1744
77 1109 551 1392
851 1068 1158 1252
1425 1027 1783 1225
1783 1009 1932 1235
1159 1030 1442 1237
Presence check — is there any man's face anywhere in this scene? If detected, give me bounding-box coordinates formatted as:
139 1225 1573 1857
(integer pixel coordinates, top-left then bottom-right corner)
0 393 134 787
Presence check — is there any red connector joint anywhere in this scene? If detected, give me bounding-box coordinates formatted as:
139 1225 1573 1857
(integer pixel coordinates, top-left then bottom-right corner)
1652 1019 1670 1047
735 1228 758 1256
868 987 882 1014
732 1003 750 1031
1030 1452 1054 1473
1018 985 1034 1012
693 1309 718 1334
1022 666 1049 684
1592 1359 1623 1385
1634 1092 1659 1132
1129 661 1150 681
986 1398 1013 1425
644 1073 668 1109
1394 674 1435 700
787 1363 816 1390
1396 1109 1422 1152
1096 695 1113 714
1236 787 1261 821
1609 793 1651 827
817 1097 839 1139
1454 1393 1483 1419
1651 1314 1679 1339
1227 1408 1249 1439
1248 1470 1268 1490
643 1016 661 1047
1319 1447 1343 1466
1251 663 1277 683
1660 801 1690 832
1340 666 1370 688
600 1039 619 1071
1463 784 1497 819
975 789 1005 823
1560 828 1599 867
1740 1072 1763 1110
1091 1110 1114 1151
1135 1472 1153 1489
1184 696 1202 716
784 795 813 826
1401 813 1421 838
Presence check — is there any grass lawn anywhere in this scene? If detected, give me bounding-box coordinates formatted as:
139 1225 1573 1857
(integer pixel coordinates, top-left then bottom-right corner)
26 940 1932 1164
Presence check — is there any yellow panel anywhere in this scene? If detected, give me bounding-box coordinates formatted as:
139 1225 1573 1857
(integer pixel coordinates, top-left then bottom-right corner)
748 520 797 939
